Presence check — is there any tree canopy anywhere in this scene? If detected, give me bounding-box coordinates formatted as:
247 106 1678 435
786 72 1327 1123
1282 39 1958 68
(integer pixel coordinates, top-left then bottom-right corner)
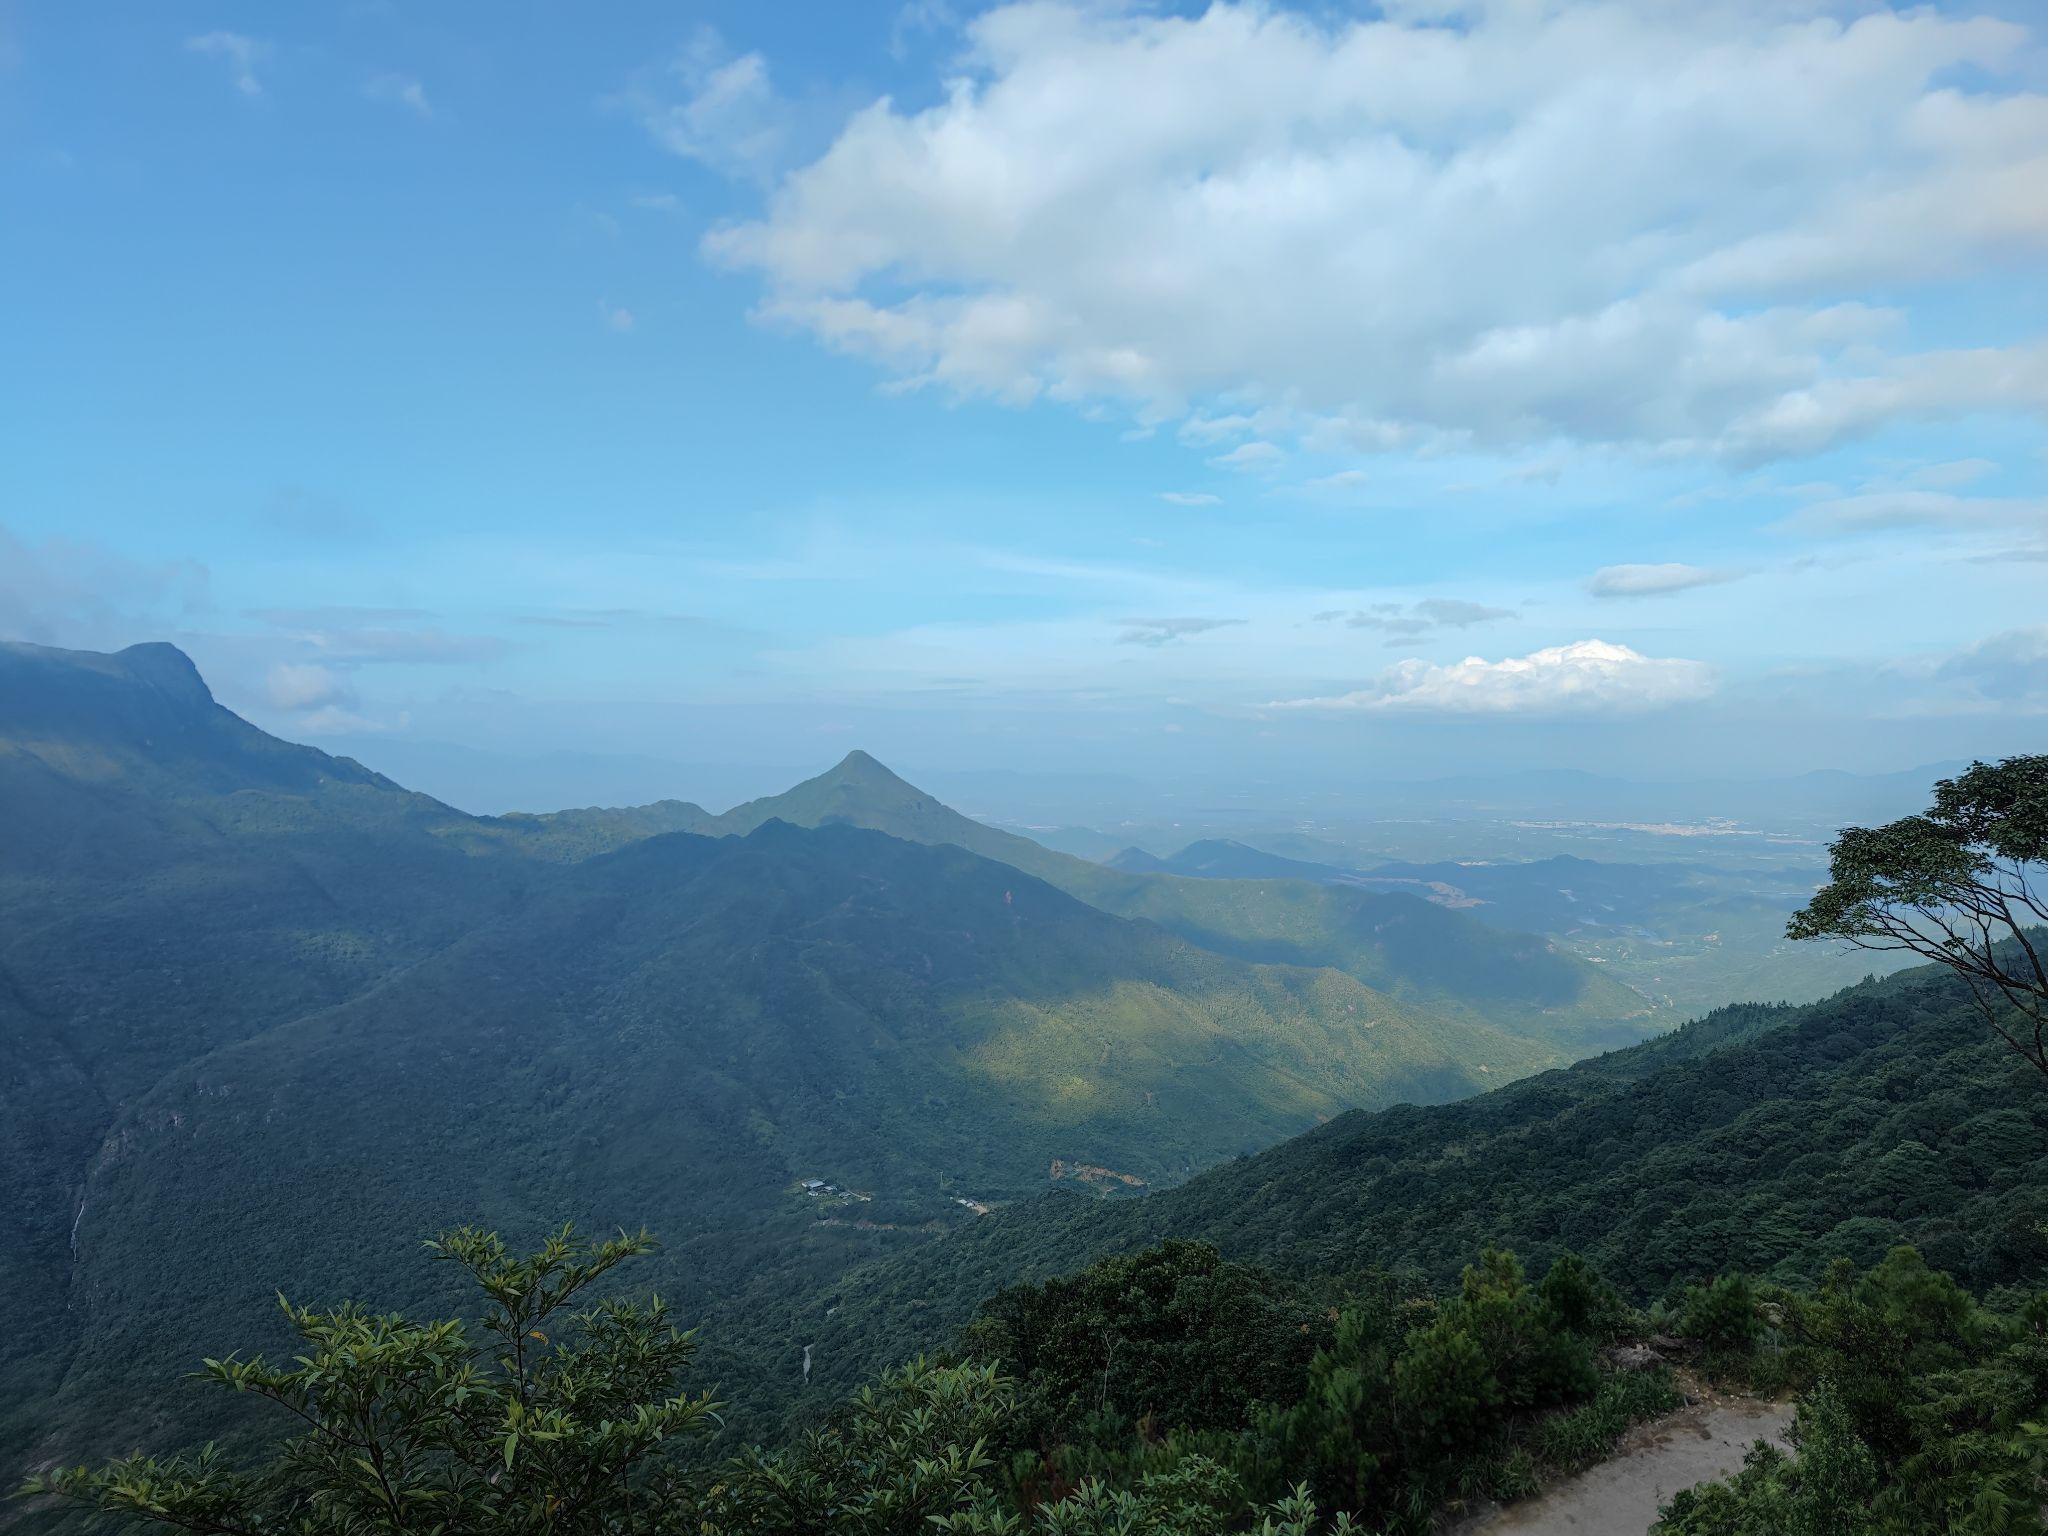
1790 754 2048 1075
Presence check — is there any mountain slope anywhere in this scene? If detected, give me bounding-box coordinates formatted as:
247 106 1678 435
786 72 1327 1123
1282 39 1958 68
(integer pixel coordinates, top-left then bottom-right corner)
696 753 1658 1050
25 820 1550 1473
0 643 552 1445
2 644 1610 1480
788 957 2048 1419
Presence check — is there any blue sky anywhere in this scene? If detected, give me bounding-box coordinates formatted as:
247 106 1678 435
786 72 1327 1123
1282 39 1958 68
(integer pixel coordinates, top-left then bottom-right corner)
4 0 2046 806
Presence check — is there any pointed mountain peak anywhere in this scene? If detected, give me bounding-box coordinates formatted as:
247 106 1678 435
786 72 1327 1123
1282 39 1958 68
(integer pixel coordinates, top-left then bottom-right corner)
827 749 909 784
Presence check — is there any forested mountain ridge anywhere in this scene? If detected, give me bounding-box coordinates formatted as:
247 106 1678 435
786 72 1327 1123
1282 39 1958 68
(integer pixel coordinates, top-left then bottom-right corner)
679 751 1659 1052
0 641 1650 1484
2 642 556 1467
783 954 2048 1422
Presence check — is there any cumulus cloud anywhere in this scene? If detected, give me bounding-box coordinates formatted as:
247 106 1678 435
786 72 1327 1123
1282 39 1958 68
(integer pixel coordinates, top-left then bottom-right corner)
1315 598 1514 644
600 300 636 333
366 73 432 118
1272 639 1714 714
625 28 786 182
1159 491 1221 506
264 662 355 712
1587 563 1749 597
1117 616 1243 647
186 31 266 97
705 2 2048 459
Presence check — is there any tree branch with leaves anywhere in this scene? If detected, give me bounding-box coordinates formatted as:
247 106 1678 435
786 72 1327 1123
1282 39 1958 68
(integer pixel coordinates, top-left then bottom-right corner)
21 1225 718 1536
1789 755 2048 1077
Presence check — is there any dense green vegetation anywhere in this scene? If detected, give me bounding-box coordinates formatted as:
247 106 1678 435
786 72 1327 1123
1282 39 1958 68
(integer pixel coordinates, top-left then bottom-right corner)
38 1222 2048 1534
21 1229 1685 1535
18 642 2043 1529
1656 1247 2048 1533
0 641 1652 1487
785 956 2048 1419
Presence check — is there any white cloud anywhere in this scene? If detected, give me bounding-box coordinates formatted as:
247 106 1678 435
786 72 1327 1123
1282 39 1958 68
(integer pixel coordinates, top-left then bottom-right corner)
625 29 785 183
707 2 2048 459
265 662 354 712
186 31 266 97
366 73 432 118
1159 491 1221 506
1272 639 1713 715
1587 562 1748 597
600 300 636 333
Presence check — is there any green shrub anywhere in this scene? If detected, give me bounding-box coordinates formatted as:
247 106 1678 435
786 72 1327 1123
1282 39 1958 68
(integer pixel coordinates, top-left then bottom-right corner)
1678 1274 1764 1358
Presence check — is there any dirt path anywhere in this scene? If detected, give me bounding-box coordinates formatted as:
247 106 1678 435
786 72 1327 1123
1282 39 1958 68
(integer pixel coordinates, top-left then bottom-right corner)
1450 1395 1794 1535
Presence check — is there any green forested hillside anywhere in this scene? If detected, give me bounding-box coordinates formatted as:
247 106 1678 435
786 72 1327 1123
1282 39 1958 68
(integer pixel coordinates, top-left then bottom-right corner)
0 642 551 1452
784 956 2048 1423
693 752 1658 1051
1 642 1647 1487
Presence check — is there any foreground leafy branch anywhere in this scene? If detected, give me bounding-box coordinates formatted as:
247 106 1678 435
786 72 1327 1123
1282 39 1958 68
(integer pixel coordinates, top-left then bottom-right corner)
23 1226 717 1536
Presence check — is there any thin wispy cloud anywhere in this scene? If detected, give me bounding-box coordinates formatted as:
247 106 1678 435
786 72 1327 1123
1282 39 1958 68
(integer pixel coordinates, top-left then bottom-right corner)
186 31 266 97
1118 616 1244 648
624 28 786 183
366 73 432 118
1209 442 1285 474
1783 491 2048 536
1587 563 1749 598
1315 599 1514 645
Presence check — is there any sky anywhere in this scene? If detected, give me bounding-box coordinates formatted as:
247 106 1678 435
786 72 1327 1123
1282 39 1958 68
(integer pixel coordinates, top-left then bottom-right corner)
3 0 2046 809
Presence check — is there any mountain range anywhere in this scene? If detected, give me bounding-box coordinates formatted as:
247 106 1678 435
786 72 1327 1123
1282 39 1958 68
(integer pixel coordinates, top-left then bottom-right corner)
0 641 1657 1477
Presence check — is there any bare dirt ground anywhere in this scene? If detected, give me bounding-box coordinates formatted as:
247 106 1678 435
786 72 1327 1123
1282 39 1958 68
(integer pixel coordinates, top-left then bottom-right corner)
1448 1391 1795 1536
